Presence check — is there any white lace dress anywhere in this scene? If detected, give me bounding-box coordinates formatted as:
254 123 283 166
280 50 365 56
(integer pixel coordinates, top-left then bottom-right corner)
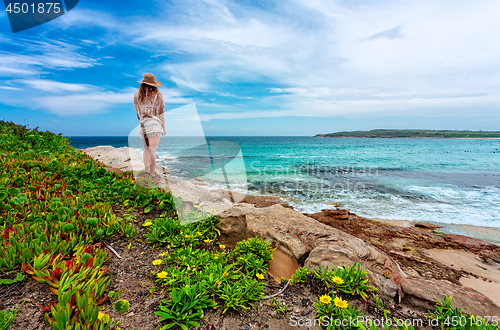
134 91 165 138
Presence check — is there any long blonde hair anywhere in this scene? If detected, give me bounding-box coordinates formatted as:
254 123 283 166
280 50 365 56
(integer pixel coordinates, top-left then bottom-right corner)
137 83 158 103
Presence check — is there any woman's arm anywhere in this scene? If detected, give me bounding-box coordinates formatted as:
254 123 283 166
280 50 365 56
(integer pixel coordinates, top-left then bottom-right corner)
158 93 166 135
160 112 166 135
133 93 140 120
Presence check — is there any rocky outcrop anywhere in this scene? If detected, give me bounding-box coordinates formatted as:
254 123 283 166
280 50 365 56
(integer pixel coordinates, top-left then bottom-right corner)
84 146 157 174
440 234 499 250
414 222 445 230
218 203 404 299
318 209 350 221
265 231 308 279
304 244 358 270
401 276 500 316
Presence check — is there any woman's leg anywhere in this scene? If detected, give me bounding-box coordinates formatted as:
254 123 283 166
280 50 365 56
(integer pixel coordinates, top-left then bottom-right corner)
148 135 161 175
142 137 150 174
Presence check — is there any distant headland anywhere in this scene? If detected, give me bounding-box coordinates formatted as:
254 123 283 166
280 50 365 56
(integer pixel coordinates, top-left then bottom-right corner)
314 129 500 139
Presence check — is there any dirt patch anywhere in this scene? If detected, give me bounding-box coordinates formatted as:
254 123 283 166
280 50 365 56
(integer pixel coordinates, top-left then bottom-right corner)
1 271 54 330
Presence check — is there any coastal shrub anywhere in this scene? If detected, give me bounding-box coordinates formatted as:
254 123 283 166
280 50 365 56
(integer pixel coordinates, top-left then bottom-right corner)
290 267 311 285
148 214 270 329
0 301 25 330
428 296 499 329
314 264 377 301
217 275 265 313
315 294 362 330
0 121 179 329
231 237 275 277
155 282 217 330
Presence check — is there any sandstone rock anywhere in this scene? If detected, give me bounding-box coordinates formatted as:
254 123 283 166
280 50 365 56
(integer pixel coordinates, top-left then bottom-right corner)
320 208 349 220
84 146 155 174
414 222 445 230
304 244 359 270
304 244 399 298
265 231 308 279
441 234 498 250
366 272 399 299
266 231 308 263
219 203 403 298
211 191 290 208
268 248 300 280
217 212 247 248
401 276 500 316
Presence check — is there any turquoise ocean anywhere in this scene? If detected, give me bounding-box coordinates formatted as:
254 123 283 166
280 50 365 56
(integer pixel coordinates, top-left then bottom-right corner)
70 136 500 231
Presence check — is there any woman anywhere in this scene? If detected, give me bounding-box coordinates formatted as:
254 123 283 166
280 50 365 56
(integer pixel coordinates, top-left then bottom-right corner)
134 73 166 177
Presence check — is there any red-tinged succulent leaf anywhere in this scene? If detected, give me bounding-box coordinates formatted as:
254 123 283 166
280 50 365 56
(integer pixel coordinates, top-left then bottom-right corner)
49 286 58 295
22 262 33 274
44 314 54 325
33 276 46 284
96 294 109 305
53 267 62 279
42 302 57 310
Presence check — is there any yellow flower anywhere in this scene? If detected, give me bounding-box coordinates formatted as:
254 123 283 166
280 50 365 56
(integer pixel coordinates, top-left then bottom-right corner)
223 272 228 277
97 312 110 322
204 239 213 244
157 271 168 279
159 252 168 257
42 212 46 216
319 295 332 304
197 232 202 236
331 276 344 285
152 259 162 265
143 221 153 227
215 280 222 286
334 297 348 309
219 244 226 249
256 273 265 280
185 235 191 239
193 205 199 208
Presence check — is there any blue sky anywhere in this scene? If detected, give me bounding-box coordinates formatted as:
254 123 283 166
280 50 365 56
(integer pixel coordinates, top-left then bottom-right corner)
1 0 499 136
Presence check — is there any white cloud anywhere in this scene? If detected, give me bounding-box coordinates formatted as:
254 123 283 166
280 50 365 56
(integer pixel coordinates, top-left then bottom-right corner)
4 0 500 122
28 85 193 116
0 37 97 77
19 79 91 92
0 66 33 76
131 0 500 119
33 90 135 116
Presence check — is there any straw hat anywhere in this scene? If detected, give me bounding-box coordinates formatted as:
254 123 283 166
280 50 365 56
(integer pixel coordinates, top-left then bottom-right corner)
137 73 162 87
